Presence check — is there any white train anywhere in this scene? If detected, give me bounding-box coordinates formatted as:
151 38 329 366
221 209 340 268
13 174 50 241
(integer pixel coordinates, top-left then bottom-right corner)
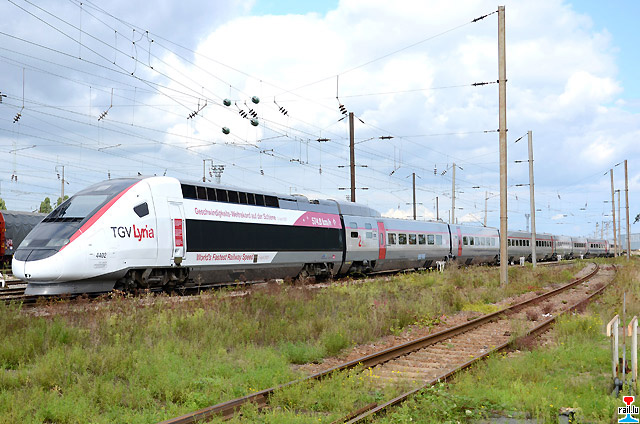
12 176 610 295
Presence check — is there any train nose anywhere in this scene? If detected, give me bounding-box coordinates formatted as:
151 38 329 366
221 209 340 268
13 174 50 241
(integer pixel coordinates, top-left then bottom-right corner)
21 251 64 282
11 257 26 279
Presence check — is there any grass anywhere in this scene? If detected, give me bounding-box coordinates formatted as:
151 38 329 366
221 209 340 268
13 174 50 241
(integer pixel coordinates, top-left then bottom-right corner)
0 261 593 422
374 257 640 424
375 314 620 423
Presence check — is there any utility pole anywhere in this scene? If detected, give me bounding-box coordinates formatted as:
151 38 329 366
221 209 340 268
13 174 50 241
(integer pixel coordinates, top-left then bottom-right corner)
55 165 65 201
611 169 617 256
618 189 622 256
412 172 417 220
625 159 631 260
436 197 439 221
528 130 537 267
211 165 225 184
451 162 456 224
202 159 213 182
349 112 356 203
484 191 488 227
60 165 65 200
498 5 508 285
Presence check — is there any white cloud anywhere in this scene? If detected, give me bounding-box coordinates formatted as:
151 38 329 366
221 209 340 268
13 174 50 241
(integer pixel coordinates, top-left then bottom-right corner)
0 0 636 239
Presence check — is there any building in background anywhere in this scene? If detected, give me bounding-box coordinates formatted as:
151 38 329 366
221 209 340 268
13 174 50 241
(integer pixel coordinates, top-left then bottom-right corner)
620 233 640 251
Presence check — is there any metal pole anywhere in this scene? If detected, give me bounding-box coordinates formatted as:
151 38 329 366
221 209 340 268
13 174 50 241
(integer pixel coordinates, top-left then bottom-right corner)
436 196 439 221
61 165 65 200
484 191 488 227
203 160 206 182
630 316 638 391
452 163 456 224
349 112 356 203
611 169 617 257
625 159 631 260
498 5 508 285
528 131 537 267
412 172 416 220
618 190 622 256
623 292 627 383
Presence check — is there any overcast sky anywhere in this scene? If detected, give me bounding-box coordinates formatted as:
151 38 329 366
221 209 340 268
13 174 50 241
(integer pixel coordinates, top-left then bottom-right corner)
0 0 638 239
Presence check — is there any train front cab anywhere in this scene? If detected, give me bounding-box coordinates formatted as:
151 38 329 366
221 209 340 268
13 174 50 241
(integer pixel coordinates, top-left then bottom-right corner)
15 178 159 295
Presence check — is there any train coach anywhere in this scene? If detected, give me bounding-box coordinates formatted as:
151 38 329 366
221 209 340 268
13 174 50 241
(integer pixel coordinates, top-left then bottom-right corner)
1 210 45 268
12 176 612 295
13 177 478 295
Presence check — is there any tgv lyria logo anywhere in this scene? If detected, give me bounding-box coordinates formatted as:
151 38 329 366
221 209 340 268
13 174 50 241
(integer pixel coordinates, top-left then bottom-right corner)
619 396 639 423
110 225 155 241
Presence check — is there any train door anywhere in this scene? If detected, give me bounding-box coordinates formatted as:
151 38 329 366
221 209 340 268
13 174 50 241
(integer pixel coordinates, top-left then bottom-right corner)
454 227 463 258
377 221 386 260
168 201 185 265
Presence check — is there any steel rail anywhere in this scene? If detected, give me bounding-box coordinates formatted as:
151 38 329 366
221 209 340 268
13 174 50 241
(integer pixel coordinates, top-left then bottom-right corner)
158 263 600 424
341 264 614 423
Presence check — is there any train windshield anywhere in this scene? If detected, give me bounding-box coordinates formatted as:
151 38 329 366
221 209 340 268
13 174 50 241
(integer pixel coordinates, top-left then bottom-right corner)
45 194 111 221
15 179 139 259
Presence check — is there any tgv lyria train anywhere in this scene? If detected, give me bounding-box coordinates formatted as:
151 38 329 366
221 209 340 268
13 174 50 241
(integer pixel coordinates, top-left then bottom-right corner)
12 176 611 295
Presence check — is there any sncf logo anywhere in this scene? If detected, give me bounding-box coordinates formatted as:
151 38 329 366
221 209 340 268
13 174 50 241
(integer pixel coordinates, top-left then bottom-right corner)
111 225 155 241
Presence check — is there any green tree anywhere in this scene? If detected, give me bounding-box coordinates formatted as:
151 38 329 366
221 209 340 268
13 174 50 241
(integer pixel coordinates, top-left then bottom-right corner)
0 197 6 210
39 197 53 213
56 195 69 206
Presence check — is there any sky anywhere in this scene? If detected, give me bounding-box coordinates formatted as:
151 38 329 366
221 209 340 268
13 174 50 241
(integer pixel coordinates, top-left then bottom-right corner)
0 0 638 240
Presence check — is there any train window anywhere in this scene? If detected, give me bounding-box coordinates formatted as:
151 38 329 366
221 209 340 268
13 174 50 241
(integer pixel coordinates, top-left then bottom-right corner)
366 232 373 239
409 234 417 245
196 186 207 200
427 234 434 245
419 234 426 244
469 237 474 246
216 189 228 202
526 240 529 247
388 233 397 245
351 231 358 238
227 191 239 203
350 222 358 229
436 235 443 245
399 234 407 245
365 223 372 230
255 194 265 206
207 188 217 201
238 192 248 204
463 236 468 245
133 202 149 218
264 195 278 207
181 184 197 199
247 193 256 205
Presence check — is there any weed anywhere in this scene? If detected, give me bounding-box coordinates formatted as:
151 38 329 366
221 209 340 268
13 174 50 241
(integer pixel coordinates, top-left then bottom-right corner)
525 307 539 321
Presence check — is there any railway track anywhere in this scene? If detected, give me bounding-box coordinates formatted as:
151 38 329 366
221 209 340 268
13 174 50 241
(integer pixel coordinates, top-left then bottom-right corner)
159 262 614 424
